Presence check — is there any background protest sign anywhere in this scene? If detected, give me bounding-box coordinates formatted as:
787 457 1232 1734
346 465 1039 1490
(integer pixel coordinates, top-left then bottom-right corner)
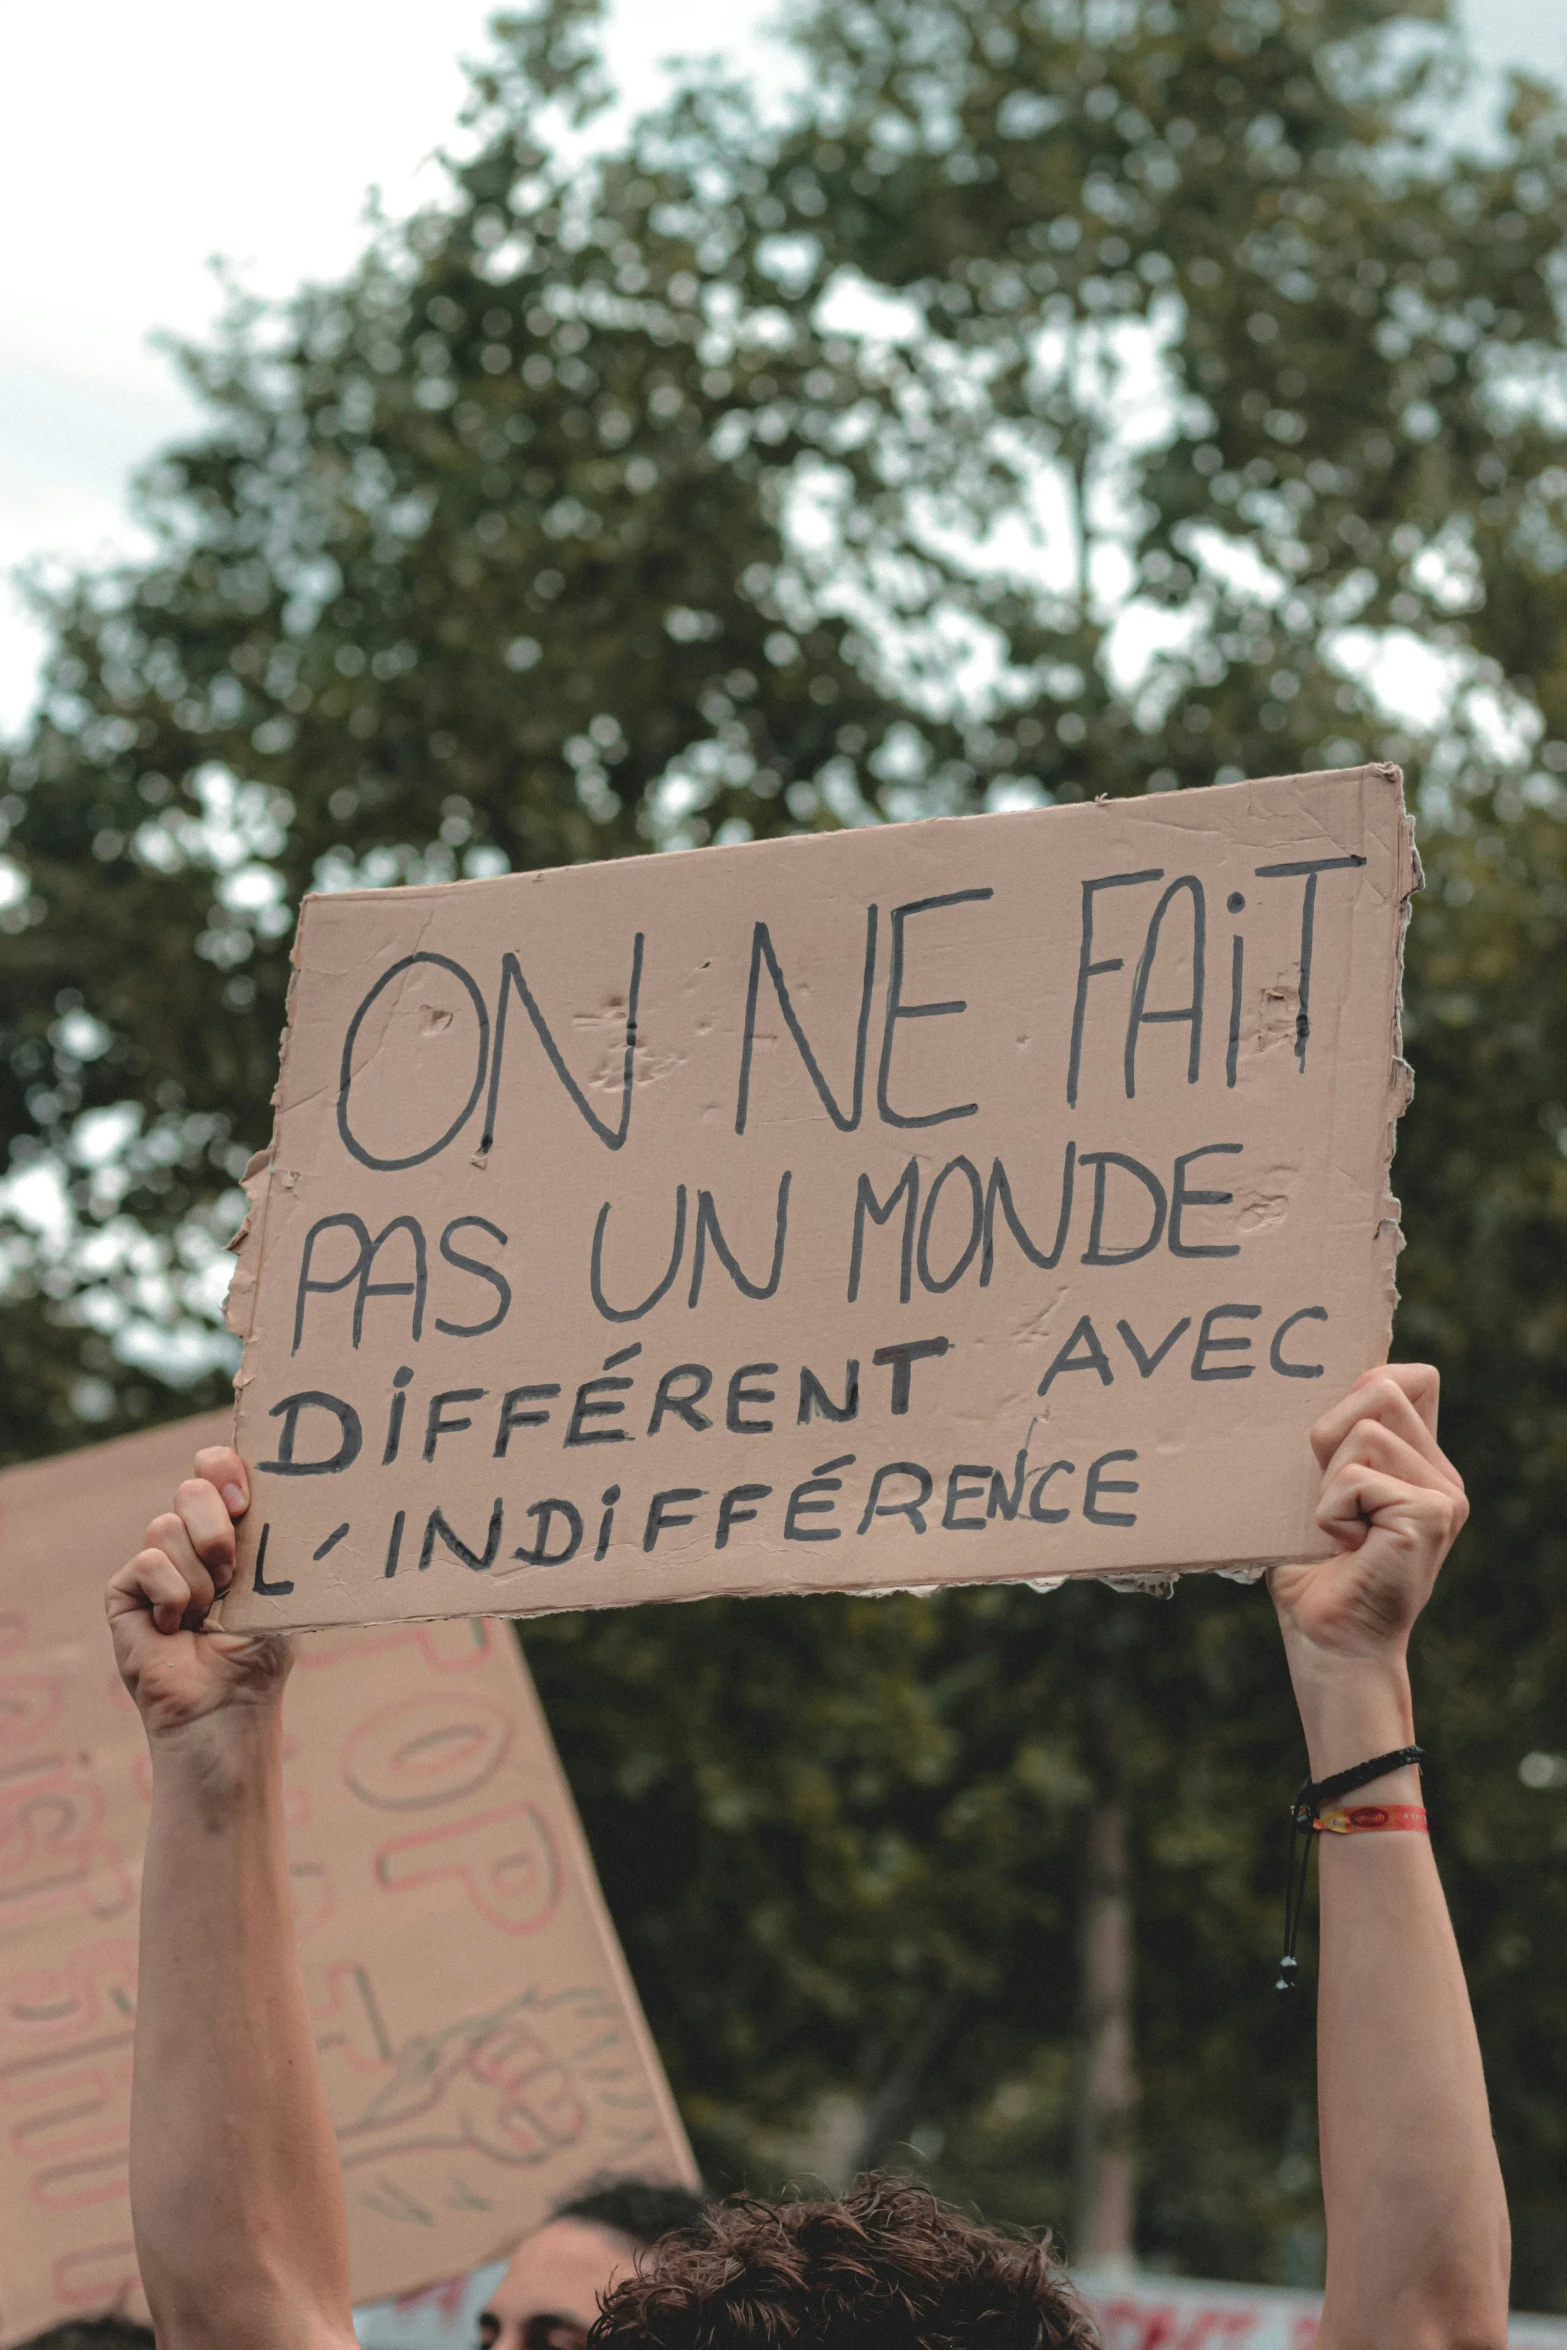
0 1415 695 2346
1070 2273 1567 2350
218 762 1415 1636
356 2267 1567 2350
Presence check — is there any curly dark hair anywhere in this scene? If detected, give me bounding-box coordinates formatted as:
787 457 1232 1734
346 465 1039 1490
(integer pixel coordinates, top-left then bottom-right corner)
556 2175 712 2246
587 2173 1101 2350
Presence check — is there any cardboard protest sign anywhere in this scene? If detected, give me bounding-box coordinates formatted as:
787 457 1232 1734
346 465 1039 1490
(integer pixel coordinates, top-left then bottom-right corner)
217 762 1414 1636
0 1415 695 2346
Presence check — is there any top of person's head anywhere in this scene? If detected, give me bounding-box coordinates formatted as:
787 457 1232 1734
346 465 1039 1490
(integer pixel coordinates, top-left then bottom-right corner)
14 2324 156 2350
587 2174 1099 2350
554 2178 711 2249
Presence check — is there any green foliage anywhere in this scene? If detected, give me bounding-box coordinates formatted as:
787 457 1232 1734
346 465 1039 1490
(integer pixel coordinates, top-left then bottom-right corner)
523 1545 1319 2269
2 0 1566 2298
1397 799 1567 2303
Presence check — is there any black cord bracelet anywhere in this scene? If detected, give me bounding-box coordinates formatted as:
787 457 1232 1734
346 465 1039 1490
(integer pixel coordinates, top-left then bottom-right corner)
1276 1746 1424 1994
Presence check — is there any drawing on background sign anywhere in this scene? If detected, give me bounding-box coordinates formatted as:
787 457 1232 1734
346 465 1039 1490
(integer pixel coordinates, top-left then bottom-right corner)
333 1691 561 1932
281 1611 692 2252
0 1588 144 2333
0 1619 134 1936
0 1936 140 2306
0 1417 696 2348
216 763 1417 1635
333 1989 606 2178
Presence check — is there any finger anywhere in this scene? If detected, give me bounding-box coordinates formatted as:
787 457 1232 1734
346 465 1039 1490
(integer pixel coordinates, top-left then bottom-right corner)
172 1478 237 1592
1337 1362 1440 1437
1310 1369 1450 1476
1316 1460 1465 1557
193 1446 249 1520
1316 1467 1370 1553
143 1513 217 1623
1315 1461 1417 1552
1323 1415 1465 1502
107 1547 198 1638
1311 1371 1437 1465
1384 1362 1440 1437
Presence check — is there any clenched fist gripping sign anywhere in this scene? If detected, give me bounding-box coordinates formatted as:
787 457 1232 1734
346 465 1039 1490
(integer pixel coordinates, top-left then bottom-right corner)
217 763 1415 1634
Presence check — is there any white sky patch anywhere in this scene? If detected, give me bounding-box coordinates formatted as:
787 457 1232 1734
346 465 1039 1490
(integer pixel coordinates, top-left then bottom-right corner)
0 0 1557 744
1327 624 1544 780
0 1161 71 1252
72 1105 141 1171
0 0 799 734
997 458 1083 603
1463 678 1544 768
1181 524 1287 611
1329 626 1469 732
1408 525 1484 615
0 1127 249 1380
1030 303 1193 462
817 270 925 347
1102 599 1206 701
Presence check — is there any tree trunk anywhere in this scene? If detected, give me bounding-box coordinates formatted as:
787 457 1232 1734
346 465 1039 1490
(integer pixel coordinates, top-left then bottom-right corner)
844 1986 963 2180
1074 1791 1136 2267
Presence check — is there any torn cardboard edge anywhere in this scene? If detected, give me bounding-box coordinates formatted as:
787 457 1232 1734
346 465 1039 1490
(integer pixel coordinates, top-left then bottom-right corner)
217 762 1418 1632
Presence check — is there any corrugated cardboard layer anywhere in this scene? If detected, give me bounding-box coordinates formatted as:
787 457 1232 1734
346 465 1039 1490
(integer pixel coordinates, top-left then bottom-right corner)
0 1415 695 2345
218 765 1415 1633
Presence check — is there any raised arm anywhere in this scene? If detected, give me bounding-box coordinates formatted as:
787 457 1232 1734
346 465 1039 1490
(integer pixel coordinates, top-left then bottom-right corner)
1270 1366 1509 2350
107 1447 357 2350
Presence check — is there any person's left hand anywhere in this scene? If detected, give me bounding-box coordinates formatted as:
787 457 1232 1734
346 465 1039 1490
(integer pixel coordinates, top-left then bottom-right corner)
1268 1363 1467 1671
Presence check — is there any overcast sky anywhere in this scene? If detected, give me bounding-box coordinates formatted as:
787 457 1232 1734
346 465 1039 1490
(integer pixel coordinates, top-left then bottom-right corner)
1 0 1562 737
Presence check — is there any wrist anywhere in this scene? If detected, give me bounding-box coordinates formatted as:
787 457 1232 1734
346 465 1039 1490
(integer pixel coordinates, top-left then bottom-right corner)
1284 1647 1415 1785
145 1693 285 1795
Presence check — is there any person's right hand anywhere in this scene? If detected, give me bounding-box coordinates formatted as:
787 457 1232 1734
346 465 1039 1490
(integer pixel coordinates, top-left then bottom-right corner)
106 1444 290 1739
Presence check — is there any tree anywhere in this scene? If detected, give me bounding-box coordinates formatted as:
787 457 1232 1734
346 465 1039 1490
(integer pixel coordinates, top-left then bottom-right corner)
2 0 1565 2296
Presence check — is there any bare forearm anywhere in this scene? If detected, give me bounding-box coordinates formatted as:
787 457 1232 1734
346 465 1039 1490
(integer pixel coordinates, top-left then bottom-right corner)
133 1702 353 2350
1291 1657 1509 2350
